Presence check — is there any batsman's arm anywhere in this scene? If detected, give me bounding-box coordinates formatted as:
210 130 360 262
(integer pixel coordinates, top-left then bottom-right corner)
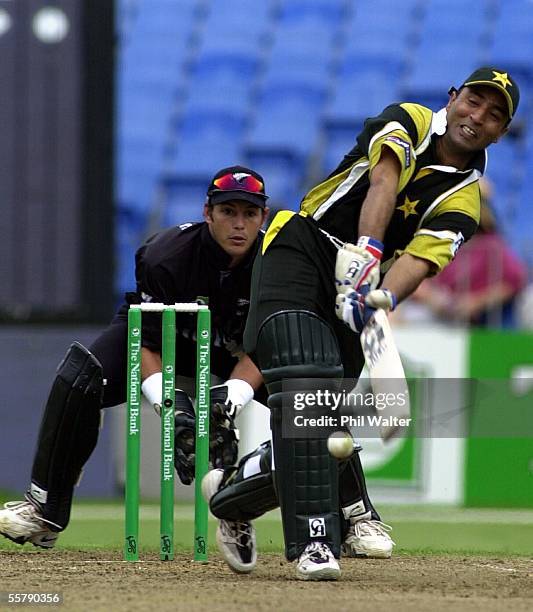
335 148 403 294
380 253 433 304
358 147 401 241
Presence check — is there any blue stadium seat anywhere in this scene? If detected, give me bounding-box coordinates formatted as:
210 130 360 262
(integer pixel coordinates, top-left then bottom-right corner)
489 0 533 36
116 0 141 43
326 79 395 129
270 20 337 53
321 125 360 176
344 0 417 74
403 54 480 110
326 62 400 124
116 104 172 217
199 0 272 54
203 0 272 25
262 49 332 86
485 134 529 247
402 0 489 107
487 140 519 209
247 82 326 159
243 152 303 210
161 179 210 227
114 204 148 296
260 24 337 98
182 52 258 115
342 34 407 74
133 0 198 34
199 31 267 56
278 0 347 27
351 0 420 32
488 3 533 82
116 0 199 234
510 182 533 268
421 0 490 36
170 110 245 177
118 93 171 133
487 35 533 81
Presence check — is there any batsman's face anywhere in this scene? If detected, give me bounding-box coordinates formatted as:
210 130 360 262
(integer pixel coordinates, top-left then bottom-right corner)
204 201 268 266
445 86 509 153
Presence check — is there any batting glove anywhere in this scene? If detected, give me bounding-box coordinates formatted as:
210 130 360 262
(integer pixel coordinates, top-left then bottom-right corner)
209 379 253 468
335 236 383 295
336 287 397 334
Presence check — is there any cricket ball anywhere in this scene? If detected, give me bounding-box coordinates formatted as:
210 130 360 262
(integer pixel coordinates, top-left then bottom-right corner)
327 431 355 459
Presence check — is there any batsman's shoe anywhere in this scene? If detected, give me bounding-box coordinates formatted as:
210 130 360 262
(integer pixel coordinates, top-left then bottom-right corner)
343 520 394 559
296 542 340 581
216 519 257 574
0 501 58 549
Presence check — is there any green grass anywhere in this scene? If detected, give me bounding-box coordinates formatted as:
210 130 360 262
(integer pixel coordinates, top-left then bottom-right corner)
1 499 532 556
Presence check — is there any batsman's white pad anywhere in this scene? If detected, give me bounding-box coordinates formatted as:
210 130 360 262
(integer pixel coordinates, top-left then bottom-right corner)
360 309 410 441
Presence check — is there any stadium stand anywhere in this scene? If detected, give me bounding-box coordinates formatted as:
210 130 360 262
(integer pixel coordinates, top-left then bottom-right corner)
243 0 348 206
487 0 533 86
115 0 204 294
155 1 275 231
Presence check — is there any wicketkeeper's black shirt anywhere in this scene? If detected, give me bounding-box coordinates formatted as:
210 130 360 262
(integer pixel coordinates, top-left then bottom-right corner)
126 222 262 377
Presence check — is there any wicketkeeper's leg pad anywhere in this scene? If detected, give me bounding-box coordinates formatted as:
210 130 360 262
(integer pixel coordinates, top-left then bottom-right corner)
210 441 278 521
28 342 103 530
257 310 344 561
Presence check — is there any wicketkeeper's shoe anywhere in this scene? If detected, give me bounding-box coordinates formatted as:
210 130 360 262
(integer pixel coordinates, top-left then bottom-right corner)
0 501 58 549
296 542 341 581
201 469 257 574
342 519 395 558
216 519 257 574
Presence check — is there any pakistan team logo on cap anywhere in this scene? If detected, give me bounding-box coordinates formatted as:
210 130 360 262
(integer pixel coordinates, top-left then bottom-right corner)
461 66 520 118
492 70 512 89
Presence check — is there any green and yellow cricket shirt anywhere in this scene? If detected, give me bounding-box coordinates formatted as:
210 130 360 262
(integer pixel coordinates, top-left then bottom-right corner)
299 103 484 274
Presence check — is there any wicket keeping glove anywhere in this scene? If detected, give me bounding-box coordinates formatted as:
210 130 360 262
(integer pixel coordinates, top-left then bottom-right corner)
173 390 197 485
336 287 397 334
209 379 253 468
335 236 383 295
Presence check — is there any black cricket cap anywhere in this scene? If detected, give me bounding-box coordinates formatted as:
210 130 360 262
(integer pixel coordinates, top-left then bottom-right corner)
451 67 520 120
207 165 268 208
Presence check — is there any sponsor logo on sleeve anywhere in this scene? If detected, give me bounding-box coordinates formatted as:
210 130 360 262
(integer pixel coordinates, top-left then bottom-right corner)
451 231 465 257
385 135 411 167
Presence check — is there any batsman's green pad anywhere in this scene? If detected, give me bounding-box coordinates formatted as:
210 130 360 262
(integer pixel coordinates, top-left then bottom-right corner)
256 310 343 561
210 441 278 521
29 342 103 530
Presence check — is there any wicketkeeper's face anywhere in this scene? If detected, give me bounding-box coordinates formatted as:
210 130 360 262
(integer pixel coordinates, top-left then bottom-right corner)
204 200 269 266
445 85 509 154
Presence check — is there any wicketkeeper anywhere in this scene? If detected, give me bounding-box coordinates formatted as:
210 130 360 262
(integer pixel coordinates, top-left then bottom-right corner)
0 166 270 547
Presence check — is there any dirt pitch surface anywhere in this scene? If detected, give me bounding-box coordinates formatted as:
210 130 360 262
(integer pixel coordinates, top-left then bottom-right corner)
1 550 531 612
